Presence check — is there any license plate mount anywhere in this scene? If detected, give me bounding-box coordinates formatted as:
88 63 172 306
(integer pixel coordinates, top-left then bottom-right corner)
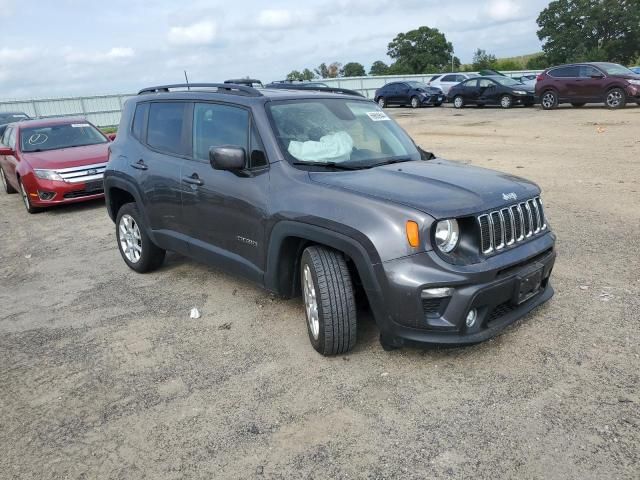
513 264 544 305
85 180 103 192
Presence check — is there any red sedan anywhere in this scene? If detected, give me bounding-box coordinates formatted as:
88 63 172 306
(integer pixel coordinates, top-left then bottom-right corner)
0 117 111 213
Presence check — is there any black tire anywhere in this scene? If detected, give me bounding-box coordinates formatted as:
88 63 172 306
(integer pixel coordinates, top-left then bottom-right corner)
0 166 17 194
571 103 586 108
18 179 41 214
453 95 464 109
300 246 357 355
500 95 512 109
605 88 626 109
410 96 420 109
434 102 443 107
541 90 558 110
377 97 386 108
116 202 166 273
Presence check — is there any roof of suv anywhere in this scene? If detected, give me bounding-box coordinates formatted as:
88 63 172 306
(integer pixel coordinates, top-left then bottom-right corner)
135 83 368 106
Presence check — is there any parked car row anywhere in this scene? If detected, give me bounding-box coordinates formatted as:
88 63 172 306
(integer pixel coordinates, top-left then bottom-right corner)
373 62 640 111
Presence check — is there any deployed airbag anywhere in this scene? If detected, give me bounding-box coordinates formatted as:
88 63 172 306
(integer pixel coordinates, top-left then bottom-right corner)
288 131 353 163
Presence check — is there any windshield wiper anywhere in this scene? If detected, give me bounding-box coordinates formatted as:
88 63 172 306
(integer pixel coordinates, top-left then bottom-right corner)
292 161 363 170
358 157 415 169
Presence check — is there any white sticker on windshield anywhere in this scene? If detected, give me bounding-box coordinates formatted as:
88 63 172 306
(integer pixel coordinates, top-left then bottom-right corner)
28 134 48 145
366 111 390 122
71 123 90 128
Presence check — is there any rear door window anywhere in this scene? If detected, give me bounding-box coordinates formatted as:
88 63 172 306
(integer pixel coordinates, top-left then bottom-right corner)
441 75 457 82
147 102 189 156
192 103 249 163
131 103 149 141
549 66 579 78
464 79 479 88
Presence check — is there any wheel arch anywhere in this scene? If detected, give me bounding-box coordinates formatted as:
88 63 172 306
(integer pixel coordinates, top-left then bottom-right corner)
265 221 388 322
104 176 145 223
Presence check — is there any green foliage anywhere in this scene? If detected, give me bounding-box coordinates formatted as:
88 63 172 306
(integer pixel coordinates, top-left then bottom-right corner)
494 59 521 71
472 49 497 70
525 54 549 70
286 69 316 81
537 0 640 65
342 62 366 77
314 62 343 78
387 26 455 73
369 60 390 76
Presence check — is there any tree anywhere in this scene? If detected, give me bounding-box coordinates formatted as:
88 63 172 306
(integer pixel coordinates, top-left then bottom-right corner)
387 26 455 73
315 62 343 78
525 54 549 70
342 62 366 77
369 60 389 76
494 59 521 71
472 49 497 70
286 69 316 81
536 0 640 65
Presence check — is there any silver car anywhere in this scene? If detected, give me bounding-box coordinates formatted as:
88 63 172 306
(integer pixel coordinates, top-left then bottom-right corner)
429 73 479 95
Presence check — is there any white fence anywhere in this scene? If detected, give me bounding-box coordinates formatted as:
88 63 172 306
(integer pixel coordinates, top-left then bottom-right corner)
0 71 542 127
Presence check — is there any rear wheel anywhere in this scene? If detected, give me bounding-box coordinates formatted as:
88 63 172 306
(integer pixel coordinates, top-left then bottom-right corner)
541 90 558 110
377 97 386 108
500 95 512 109
0 167 17 194
453 96 464 109
19 179 41 214
116 203 166 273
410 96 420 108
605 88 626 109
571 102 586 108
300 246 357 355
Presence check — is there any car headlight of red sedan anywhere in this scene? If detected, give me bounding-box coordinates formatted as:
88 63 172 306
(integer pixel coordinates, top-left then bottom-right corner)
34 169 64 182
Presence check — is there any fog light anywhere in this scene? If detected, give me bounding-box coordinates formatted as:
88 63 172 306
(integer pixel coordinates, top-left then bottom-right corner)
466 309 477 327
38 191 56 200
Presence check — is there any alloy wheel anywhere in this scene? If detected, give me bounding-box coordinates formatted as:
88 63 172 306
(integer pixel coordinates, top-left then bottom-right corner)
606 90 623 108
453 96 463 108
303 264 320 340
542 92 556 109
118 214 143 263
378 98 386 108
501 96 512 108
0 169 6 191
411 97 419 108
20 182 30 210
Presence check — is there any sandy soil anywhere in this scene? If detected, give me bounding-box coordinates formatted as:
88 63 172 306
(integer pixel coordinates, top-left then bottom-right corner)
1 103 639 479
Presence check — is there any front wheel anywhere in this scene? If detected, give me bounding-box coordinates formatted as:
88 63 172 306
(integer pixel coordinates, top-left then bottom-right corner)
300 246 357 355
116 203 166 273
377 97 386 108
541 90 558 110
500 95 512 109
410 96 420 109
0 167 17 194
453 96 464 109
605 88 626 109
19 179 41 214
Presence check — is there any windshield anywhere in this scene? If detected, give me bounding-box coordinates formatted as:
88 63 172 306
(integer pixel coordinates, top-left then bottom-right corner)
268 99 420 168
493 77 522 86
20 122 107 153
596 63 635 75
407 81 428 89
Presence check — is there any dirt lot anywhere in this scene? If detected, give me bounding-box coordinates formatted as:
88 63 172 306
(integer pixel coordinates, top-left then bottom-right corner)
1 104 639 480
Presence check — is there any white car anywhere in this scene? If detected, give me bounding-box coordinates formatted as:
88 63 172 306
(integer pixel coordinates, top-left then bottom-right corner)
429 73 479 95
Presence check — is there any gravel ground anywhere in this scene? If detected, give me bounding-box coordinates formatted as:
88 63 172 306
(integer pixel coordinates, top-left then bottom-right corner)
1 104 639 480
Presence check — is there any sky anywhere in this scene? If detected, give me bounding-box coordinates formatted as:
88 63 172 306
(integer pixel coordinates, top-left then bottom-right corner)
0 0 551 99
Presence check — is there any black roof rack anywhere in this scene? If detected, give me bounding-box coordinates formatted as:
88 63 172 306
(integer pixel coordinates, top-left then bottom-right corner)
264 83 364 98
137 83 263 97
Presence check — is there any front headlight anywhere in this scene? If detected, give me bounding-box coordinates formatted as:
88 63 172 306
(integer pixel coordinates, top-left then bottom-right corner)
628 79 640 86
434 219 460 253
513 90 528 95
34 169 64 182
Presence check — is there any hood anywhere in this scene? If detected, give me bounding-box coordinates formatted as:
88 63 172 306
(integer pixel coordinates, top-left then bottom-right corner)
611 73 640 81
308 159 540 219
21 143 109 169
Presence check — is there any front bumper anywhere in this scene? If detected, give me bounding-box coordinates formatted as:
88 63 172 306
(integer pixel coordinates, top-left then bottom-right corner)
370 232 556 347
513 93 536 105
420 94 444 105
22 174 104 207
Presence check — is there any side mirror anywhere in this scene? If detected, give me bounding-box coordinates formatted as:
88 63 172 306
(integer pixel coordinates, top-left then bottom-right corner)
0 146 14 156
209 146 246 171
591 73 604 79
107 133 116 141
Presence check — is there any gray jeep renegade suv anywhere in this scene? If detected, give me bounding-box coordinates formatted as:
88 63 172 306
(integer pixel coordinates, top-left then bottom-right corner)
104 83 556 355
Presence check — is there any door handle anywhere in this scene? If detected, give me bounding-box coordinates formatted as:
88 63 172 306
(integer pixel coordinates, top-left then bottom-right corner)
182 174 204 186
131 159 148 170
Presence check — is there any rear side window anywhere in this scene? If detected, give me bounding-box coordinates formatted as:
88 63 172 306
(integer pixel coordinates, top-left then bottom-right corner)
441 75 457 82
131 103 148 141
192 103 249 162
147 102 189 156
1 126 11 146
463 79 478 88
549 66 579 78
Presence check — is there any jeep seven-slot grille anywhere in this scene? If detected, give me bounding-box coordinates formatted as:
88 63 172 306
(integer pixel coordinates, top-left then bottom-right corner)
478 197 546 254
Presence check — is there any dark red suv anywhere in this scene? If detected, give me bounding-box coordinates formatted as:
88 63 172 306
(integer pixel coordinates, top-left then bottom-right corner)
535 62 640 110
